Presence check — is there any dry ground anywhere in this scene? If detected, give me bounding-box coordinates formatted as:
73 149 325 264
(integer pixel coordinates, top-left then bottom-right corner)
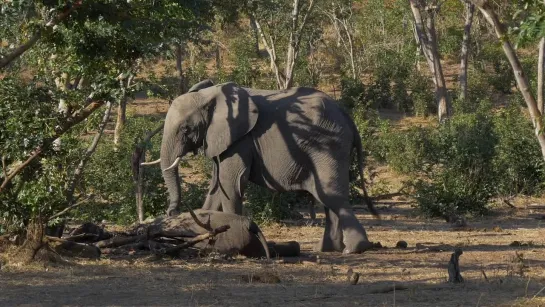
1 199 544 307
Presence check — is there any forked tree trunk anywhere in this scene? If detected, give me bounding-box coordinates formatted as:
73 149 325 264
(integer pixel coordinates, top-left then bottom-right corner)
468 0 545 161
252 0 316 89
409 0 450 121
459 0 474 102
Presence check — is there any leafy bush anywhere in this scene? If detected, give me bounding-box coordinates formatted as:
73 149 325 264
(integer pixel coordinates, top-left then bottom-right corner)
407 72 435 117
81 114 166 224
244 184 299 224
377 101 545 218
493 102 545 196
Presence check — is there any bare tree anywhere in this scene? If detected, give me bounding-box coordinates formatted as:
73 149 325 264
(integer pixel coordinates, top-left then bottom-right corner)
468 0 545 161
251 0 316 89
459 0 475 102
409 0 450 121
323 2 357 80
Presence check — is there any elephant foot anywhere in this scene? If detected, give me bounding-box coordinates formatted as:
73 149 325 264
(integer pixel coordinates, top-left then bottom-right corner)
313 238 344 253
342 240 374 254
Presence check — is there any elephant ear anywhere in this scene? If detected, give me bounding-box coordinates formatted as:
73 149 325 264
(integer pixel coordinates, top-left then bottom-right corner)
204 83 259 158
188 79 214 93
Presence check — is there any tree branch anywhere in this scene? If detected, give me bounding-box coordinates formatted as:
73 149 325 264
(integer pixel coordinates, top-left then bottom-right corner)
49 195 93 220
0 100 105 193
66 101 113 205
0 1 83 69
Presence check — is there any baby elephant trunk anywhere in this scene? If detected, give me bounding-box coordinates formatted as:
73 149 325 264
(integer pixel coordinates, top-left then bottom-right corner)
245 221 271 259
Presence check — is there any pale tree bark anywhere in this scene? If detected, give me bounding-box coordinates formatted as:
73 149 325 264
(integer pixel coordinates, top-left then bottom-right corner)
175 43 187 94
538 0 545 113
66 101 113 206
252 18 285 89
459 0 474 102
113 74 134 151
0 1 83 70
409 0 450 121
251 0 316 89
249 15 261 57
468 0 545 161
323 5 357 80
539 38 544 113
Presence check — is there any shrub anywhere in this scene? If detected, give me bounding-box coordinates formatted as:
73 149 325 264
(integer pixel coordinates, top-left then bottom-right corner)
493 102 545 196
407 72 435 117
244 184 299 224
81 114 167 224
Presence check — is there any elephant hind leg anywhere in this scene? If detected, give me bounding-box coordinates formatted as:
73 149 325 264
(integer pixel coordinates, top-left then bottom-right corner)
314 206 344 252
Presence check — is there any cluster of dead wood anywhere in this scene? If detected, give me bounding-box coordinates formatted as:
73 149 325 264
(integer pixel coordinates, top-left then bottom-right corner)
44 217 231 260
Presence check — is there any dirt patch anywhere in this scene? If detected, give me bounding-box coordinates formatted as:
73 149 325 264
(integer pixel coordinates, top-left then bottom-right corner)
1 200 544 306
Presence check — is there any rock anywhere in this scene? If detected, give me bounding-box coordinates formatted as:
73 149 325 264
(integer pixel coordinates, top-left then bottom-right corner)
396 240 408 249
346 268 360 285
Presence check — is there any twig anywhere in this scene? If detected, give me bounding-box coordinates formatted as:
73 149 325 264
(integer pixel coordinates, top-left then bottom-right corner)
49 195 93 220
367 283 409 294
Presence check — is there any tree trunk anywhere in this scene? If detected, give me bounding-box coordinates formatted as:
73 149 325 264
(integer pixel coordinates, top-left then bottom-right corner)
66 102 113 205
538 38 545 113
132 124 163 223
249 15 261 57
468 0 545 161
113 74 133 151
175 43 187 94
459 0 474 102
409 0 450 121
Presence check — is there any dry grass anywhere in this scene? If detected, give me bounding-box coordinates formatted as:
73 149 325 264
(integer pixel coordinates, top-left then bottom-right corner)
1 199 544 306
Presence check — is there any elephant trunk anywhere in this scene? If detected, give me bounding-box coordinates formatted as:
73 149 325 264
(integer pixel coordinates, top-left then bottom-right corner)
249 222 270 259
160 129 185 216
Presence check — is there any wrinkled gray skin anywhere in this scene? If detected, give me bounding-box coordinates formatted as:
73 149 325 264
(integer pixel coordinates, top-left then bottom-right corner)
153 210 270 258
160 80 377 254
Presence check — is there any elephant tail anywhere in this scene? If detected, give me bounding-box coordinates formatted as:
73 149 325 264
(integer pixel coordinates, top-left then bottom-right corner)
353 126 380 219
250 222 271 259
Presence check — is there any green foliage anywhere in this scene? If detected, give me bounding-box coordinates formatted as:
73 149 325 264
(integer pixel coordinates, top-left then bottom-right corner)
511 0 545 46
228 33 260 87
408 72 436 117
438 27 463 56
79 115 165 224
244 184 299 224
492 102 545 196
377 101 545 218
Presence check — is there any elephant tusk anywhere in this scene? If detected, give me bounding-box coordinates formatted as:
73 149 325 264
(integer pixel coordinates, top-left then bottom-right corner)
162 157 181 172
140 158 161 166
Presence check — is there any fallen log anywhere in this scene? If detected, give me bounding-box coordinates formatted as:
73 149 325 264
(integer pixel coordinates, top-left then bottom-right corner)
95 235 146 249
46 236 101 259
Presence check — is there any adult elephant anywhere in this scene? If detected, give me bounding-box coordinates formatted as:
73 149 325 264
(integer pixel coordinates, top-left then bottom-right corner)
157 79 378 254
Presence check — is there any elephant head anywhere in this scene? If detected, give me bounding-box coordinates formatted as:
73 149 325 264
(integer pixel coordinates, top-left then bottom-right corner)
160 81 259 216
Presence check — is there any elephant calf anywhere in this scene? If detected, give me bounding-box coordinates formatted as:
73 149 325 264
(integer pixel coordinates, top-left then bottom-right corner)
148 209 270 259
